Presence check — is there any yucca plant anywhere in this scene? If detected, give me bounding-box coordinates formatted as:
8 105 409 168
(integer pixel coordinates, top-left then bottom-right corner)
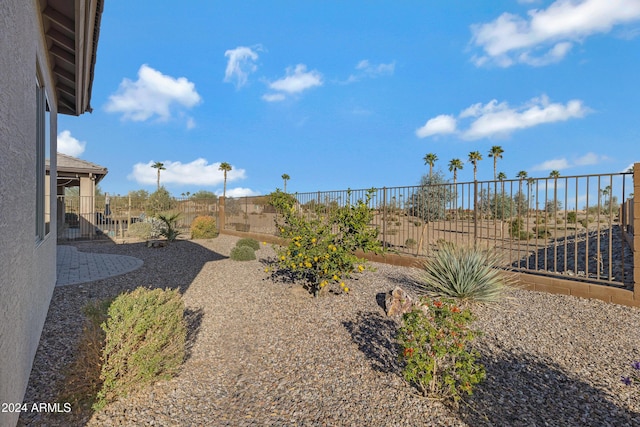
417 242 511 302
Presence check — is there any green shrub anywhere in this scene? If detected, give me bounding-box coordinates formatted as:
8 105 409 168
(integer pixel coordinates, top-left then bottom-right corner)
230 245 256 261
236 238 260 250
397 297 485 401
416 242 510 303
128 217 164 240
567 212 577 224
579 218 590 228
95 288 186 410
405 238 417 249
533 226 551 239
190 215 218 239
128 222 153 240
508 217 523 238
516 230 533 240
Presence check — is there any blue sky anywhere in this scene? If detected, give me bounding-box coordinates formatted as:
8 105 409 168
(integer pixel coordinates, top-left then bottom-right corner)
57 0 640 198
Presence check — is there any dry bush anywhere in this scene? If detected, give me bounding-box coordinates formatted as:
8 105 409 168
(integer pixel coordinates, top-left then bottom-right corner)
190 215 218 239
58 299 112 410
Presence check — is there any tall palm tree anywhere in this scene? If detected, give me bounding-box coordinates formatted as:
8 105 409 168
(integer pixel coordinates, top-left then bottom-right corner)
448 158 464 184
548 170 561 215
151 161 166 190
219 162 232 198
488 145 504 181
448 158 464 211
516 170 528 200
423 153 438 181
497 172 506 193
526 177 535 209
468 151 482 181
281 173 290 193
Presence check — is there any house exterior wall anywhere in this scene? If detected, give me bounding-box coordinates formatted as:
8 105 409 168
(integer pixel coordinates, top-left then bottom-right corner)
0 1 58 426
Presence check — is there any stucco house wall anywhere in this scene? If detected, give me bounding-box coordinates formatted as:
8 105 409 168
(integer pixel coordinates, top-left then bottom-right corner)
0 3 58 427
0 1 102 426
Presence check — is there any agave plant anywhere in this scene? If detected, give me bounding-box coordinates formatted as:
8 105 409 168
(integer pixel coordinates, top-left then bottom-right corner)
417 242 511 302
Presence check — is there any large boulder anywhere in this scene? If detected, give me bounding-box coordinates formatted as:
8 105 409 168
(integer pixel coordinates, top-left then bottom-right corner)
385 287 413 317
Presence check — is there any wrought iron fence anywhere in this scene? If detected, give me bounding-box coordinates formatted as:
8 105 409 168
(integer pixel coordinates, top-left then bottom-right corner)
225 172 634 288
57 195 218 240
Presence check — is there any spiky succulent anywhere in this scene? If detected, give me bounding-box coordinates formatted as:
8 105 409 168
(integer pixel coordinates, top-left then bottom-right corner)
417 242 511 302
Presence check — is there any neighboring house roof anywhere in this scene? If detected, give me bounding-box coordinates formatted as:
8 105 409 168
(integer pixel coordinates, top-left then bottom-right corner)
46 152 108 184
39 0 104 116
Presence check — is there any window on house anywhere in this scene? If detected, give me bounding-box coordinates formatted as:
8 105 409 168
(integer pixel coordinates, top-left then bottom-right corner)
36 74 51 241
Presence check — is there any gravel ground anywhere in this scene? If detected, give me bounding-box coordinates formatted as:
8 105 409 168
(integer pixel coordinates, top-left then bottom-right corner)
19 235 640 426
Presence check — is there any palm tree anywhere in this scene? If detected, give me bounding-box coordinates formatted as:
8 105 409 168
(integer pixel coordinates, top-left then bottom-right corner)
281 173 290 193
219 162 232 198
448 158 464 184
497 172 506 181
151 161 166 190
448 158 464 211
549 170 560 215
515 171 528 211
488 146 504 181
526 178 535 209
468 151 483 181
423 153 438 181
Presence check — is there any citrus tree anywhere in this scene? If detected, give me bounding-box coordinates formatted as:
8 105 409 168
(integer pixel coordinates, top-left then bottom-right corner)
269 189 382 296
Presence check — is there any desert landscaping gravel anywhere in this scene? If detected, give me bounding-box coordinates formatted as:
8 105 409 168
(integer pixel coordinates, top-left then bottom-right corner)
19 235 640 426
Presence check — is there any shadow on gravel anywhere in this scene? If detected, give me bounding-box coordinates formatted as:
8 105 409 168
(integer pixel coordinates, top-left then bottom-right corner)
184 307 204 362
512 226 634 288
343 311 401 374
459 348 640 427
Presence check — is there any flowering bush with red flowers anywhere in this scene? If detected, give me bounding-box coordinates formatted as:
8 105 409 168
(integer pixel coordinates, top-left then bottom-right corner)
397 297 485 402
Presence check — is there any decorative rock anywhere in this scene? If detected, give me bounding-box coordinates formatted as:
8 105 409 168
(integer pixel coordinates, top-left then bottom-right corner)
147 240 166 248
385 286 413 316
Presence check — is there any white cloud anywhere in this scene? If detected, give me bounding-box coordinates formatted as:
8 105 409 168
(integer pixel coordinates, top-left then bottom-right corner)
463 96 589 140
264 64 322 101
417 95 589 140
531 152 608 171
574 152 607 166
415 115 457 138
622 163 637 173
128 158 245 186
345 59 396 83
224 46 260 88
531 158 570 171
262 93 286 102
219 187 260 198
57 130 86 157
105 64 202 123
186 117 196 129
471 0 640 67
